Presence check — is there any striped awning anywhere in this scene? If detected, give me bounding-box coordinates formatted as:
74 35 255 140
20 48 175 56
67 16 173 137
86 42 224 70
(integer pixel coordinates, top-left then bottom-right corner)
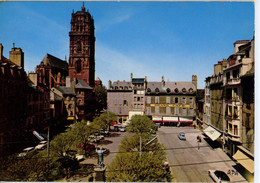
233 150 254 174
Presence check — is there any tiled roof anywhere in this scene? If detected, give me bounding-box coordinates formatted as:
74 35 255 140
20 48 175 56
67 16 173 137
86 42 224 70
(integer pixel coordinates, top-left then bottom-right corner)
41 53 68 71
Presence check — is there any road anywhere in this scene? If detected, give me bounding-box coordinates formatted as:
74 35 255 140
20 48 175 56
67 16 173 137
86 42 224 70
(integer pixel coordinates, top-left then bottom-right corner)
157 126 247 182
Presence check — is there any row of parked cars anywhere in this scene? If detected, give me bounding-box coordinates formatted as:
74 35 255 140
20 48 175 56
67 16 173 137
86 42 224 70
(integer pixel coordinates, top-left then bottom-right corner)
17 140 47 158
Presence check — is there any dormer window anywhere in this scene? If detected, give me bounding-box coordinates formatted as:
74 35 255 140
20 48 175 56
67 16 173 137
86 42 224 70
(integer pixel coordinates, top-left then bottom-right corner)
124 86 128 90
189 88 193 93
175 88 179 93
166 88 171 93
182 88 186 93
147 88 151 93
115 86 118 90
155 88 160 93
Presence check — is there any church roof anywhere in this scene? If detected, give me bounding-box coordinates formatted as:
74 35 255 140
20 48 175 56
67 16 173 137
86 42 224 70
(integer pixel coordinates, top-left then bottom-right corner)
56 86 75 95
75 78 92 89
41 53 68 71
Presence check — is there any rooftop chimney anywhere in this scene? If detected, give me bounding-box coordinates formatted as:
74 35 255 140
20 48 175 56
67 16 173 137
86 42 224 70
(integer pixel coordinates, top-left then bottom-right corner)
9 43 24 68
192 75 197 90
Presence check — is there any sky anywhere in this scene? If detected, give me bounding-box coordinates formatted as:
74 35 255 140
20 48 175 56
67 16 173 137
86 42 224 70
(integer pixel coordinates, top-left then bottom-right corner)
0 1 255 89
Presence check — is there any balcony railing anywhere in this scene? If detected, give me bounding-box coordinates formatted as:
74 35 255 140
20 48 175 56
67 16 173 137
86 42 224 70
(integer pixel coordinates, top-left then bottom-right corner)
226 78 240 85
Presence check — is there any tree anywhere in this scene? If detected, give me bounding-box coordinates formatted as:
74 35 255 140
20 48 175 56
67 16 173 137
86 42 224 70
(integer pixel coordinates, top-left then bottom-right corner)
70 120 100 155
94 85 107 114
127 115 156 135
93 112 117 131
50 130 77 157
106 135 171 182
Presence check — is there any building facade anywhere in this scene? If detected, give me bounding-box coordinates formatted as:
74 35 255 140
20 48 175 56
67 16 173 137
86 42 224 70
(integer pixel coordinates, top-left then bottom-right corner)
107 74 197 126
146 76 197 126
107 79 133 123
69 3 95 87
36 53 68 89
0 44 50 156
203 39 254 180
223 40 254 155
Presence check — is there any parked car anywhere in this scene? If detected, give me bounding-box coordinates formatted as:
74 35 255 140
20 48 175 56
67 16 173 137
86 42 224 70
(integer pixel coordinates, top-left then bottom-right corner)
88 135 99 143
35 141 47 150
178 132 186 140
119 126 126 132
208 169 230 183
75 154 84 161
100 130 110 136
17 147 35 158
85 143 96 151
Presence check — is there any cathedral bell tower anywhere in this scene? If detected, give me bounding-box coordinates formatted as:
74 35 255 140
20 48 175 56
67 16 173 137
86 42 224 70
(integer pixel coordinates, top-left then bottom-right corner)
69 3 95 87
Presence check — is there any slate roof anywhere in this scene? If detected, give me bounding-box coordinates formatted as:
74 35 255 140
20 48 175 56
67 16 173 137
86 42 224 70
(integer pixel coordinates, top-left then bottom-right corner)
75 78 92 89
147 81 196 94
132 78 145 83
111 81 132 90
0 55 20 68
41 53 68 71
56 86 75 95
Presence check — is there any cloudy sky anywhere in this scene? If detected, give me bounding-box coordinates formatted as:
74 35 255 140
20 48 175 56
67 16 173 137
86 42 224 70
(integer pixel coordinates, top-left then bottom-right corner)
0 1 254 89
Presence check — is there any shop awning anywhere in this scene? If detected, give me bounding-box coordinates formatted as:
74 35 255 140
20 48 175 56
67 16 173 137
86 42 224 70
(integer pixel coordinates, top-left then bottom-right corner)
163 117 178 122
179 117 193 122
203 126 221 141
233 150 254 174
67 116 74 120
33 131 44 141
152 116 162 122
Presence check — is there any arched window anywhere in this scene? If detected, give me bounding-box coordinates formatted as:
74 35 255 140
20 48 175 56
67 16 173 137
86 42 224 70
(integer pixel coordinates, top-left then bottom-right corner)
76 60 81 73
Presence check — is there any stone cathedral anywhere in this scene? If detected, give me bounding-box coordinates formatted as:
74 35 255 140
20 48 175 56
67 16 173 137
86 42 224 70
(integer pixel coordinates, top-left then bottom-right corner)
69 3 95 87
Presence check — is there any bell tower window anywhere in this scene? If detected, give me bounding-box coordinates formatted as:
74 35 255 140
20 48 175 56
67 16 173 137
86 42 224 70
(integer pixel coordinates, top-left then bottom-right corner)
76 60 81 73
77 41 82 53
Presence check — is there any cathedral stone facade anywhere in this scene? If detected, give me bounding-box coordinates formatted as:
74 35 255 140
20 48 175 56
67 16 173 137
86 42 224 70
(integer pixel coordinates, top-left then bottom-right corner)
69 4 95 87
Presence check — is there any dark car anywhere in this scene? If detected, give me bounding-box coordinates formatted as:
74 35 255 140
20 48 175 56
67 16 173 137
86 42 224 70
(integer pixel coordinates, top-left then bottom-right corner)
178 132 186 140
208 169 230 183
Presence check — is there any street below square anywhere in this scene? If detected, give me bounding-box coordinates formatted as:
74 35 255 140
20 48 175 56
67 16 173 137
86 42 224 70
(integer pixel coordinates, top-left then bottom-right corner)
157 126 247 182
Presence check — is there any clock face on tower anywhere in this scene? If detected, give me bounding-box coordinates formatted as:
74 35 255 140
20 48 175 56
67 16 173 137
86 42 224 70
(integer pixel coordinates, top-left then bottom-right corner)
68 5 95 87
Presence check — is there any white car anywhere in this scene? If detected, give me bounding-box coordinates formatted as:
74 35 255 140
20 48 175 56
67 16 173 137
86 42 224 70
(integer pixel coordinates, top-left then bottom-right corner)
119 126 126 132
208 169 230 183
17 147 35 158
35 141 47 150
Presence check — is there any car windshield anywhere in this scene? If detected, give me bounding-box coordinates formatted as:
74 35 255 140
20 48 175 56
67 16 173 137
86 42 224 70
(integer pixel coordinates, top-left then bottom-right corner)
215 171 230 181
